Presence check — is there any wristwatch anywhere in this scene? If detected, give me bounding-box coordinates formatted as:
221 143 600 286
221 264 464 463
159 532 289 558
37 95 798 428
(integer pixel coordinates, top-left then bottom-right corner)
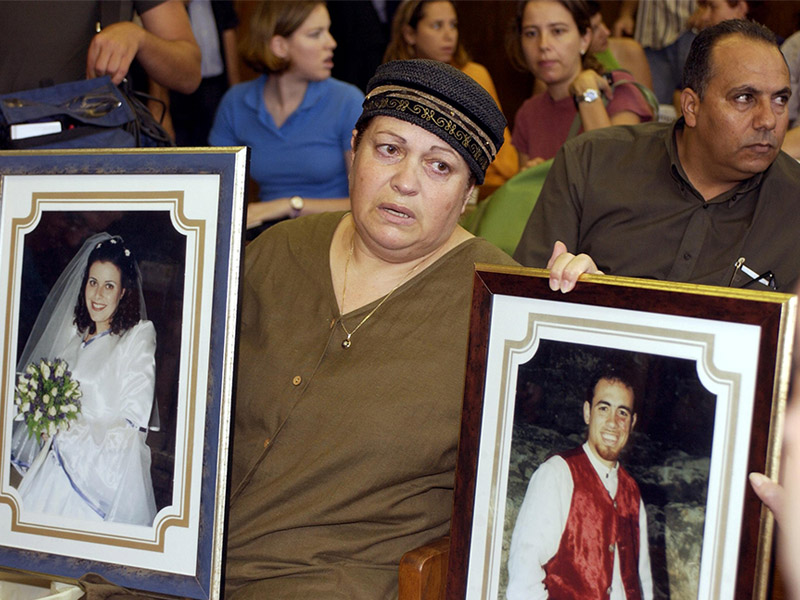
575 88 600 104
289 195 304 218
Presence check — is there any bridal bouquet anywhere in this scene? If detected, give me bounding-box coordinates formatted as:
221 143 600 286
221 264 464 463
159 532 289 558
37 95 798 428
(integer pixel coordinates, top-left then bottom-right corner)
15 358 82 443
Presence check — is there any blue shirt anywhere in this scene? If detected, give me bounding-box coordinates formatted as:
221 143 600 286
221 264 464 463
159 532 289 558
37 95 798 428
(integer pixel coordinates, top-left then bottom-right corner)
209 75 363 202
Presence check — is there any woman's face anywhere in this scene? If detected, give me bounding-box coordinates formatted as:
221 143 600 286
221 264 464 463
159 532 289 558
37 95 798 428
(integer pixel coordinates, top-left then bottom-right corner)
349 116 473 262
84 261 124 334
403 1 458 63
280 4 336 80
520 0 591 88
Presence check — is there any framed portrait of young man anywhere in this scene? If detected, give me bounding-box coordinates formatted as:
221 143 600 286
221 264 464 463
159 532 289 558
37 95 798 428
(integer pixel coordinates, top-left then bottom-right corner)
447 266 795 600
0 147 248 599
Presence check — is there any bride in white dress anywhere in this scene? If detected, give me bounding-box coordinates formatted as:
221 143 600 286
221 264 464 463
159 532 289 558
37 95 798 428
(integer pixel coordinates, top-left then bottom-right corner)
11 234 157 526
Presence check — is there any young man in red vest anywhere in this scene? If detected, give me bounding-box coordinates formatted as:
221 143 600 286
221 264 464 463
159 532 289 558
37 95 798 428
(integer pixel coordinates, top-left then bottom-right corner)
506 366 653 600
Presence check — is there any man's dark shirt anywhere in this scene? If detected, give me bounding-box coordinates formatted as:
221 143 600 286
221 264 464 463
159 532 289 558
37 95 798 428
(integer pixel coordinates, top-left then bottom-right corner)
514 119 800 292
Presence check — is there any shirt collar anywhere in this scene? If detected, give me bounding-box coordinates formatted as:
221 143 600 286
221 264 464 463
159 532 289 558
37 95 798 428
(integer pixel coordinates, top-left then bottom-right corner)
247 74 325 115
582 441 619 480
667 117 765 203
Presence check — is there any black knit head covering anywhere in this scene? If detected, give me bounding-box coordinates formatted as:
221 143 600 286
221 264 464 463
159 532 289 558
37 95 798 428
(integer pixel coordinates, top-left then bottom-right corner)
356 59 506 184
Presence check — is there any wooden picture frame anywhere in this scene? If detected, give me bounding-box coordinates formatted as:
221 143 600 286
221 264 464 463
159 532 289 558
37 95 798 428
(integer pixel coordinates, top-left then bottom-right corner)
448 265 795 600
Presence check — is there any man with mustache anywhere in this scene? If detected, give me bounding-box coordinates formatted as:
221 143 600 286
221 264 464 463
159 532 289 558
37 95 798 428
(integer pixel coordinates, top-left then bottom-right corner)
514 19 800 295
506 365 652 600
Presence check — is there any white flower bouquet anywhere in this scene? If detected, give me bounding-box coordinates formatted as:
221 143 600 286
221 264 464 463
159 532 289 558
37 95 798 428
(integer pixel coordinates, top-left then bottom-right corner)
15 358 82 443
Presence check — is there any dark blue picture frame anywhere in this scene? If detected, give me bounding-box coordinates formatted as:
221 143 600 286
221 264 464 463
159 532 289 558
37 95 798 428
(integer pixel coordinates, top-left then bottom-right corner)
0 147 248 599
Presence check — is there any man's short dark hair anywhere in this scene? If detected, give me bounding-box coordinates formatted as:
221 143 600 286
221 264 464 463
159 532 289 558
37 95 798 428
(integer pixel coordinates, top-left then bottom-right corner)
586 362 639 414
682 19 779 98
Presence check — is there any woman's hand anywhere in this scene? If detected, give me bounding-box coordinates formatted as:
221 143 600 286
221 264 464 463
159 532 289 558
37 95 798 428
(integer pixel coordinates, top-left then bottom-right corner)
569 69 612 100
246 199 293 229
749 472 784 522
546 240 603 293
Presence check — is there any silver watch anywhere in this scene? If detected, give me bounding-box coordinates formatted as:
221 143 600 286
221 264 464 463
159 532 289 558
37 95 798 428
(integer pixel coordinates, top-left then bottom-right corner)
576 88 600 104
289 195 304 217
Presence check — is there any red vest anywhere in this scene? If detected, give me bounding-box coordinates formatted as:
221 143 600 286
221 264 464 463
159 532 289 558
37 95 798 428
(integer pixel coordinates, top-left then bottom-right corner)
543 447 643 600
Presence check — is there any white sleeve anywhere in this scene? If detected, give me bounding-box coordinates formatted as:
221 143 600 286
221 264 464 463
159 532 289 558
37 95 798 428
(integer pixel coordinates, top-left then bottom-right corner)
506 456 573 600
638 498 654 600
118 321 157 428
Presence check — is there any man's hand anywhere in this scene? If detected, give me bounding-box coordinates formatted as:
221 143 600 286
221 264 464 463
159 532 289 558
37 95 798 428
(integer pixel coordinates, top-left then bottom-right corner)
749 472 784 522
87 22 144 84
546 240 603 293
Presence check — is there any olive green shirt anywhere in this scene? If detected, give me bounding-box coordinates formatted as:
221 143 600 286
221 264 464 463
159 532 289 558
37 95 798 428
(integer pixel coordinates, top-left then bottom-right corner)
514 119 800 292
227 212 516 599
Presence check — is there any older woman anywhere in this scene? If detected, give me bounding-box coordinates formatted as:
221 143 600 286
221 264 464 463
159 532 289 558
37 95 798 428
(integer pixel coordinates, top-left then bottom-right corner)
227 59 516 599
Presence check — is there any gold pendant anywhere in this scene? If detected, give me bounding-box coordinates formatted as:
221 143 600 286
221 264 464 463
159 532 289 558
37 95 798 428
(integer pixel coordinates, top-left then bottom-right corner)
342 337 352 349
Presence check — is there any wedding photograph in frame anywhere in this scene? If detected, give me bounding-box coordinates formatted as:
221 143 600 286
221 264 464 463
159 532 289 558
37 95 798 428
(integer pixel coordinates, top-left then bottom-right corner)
447 266 795 600
0 147 248 599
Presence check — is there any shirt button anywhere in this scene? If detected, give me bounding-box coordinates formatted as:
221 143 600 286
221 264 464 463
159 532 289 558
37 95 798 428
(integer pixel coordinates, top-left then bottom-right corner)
609 543 615 553
683 252 692 260
607 586 613 595
292 375 302 386
263 437 271 448
613 500 618 509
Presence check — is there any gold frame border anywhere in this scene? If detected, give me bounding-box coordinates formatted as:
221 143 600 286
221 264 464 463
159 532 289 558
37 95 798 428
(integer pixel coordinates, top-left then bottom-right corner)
0 191 205 552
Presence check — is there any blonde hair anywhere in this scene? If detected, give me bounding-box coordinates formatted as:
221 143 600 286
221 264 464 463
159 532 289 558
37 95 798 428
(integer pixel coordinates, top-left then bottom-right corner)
383 0 470 67
239 1 323 74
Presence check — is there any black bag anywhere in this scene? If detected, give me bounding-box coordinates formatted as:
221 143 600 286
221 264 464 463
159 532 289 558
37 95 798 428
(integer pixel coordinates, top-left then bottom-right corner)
0 76 173 149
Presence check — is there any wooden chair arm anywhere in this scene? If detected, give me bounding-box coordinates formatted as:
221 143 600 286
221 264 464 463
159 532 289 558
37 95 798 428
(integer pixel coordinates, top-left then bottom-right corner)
398 535 450 600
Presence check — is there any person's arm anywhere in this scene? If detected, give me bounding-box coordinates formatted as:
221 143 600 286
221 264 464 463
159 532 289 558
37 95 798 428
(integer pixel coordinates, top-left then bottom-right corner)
118 321 157 429
638 498 654 600
572 71 651 132
147 79 175 140
546 241 603 293
506 457 572 600
87 0 201 94
222 28 241 87
246 195 351 229
607 38 653 90
571 70 641 131
613 0 638 37
513 143 596 282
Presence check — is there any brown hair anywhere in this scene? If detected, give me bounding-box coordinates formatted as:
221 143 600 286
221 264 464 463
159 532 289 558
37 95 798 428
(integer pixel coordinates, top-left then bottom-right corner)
506 0 603 74
239 1 323 74
383 0 470 68
74 237 141 337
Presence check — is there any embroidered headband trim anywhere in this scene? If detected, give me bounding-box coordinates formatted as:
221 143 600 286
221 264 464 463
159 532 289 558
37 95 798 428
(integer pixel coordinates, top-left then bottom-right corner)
364 84 498 170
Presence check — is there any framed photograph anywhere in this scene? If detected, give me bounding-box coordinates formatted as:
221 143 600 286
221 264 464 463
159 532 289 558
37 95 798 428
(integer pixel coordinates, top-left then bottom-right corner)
0 148 248 599
448 266 795 600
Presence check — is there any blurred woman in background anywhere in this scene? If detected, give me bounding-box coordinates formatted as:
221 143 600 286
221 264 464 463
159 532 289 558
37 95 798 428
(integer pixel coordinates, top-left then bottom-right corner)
210 1 363 232
384 0 518 190
508 0 653 169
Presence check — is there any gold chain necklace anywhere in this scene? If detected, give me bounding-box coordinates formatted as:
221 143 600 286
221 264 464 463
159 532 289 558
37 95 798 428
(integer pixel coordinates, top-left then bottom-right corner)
339 237 421 349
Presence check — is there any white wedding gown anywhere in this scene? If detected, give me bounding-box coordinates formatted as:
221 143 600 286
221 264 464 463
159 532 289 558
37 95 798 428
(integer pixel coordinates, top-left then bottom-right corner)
17 320 158 526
